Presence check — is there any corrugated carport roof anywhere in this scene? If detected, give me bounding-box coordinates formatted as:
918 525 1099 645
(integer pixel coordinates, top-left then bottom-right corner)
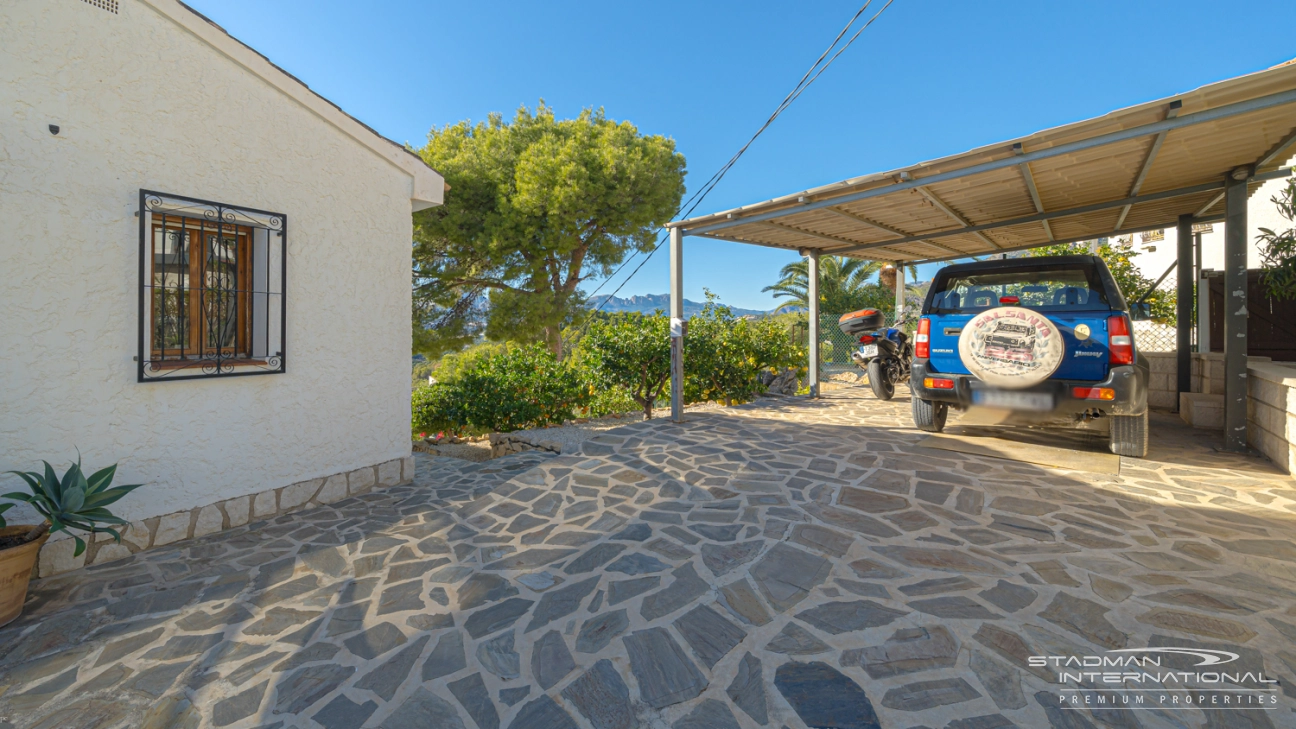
670 60 1296 263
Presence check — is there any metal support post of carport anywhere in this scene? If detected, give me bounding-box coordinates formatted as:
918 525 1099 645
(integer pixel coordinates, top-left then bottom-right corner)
1175 214 1193 408
669 227 685 423
807 250 820 398
1223 168 1250 452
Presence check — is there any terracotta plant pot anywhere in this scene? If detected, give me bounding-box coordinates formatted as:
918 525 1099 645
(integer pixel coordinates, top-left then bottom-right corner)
0 526 50 628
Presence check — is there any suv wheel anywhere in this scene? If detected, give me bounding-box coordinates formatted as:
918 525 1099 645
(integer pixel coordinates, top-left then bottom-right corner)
1109 411 1148 457
912 397 948 433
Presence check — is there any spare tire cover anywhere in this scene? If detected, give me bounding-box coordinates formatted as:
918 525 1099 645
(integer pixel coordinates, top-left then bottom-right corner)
958 307 1064 389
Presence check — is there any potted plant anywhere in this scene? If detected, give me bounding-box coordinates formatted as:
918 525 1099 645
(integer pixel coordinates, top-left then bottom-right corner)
1 456 141 627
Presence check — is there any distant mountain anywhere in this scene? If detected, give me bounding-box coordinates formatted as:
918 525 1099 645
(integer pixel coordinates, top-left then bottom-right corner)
586 293 773 318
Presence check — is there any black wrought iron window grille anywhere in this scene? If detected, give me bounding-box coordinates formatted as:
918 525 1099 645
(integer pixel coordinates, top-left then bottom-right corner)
137 190 286 382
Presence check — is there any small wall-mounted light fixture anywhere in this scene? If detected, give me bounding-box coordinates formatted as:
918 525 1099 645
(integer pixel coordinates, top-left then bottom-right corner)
48 124 60 135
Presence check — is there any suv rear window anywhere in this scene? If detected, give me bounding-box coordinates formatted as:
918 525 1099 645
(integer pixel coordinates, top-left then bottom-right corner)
929 265 1112 314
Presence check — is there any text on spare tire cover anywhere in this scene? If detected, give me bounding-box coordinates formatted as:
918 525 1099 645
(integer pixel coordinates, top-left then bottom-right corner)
958 307 1064 387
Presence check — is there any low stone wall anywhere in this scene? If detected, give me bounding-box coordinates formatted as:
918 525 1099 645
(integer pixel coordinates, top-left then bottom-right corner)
36 455 415 578
1247 361 1296 474
1143 352 1177 410
489 432 563 458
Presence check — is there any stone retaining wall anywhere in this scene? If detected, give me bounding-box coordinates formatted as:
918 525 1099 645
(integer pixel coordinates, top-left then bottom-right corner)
489 433 563 458
36 455 415 578
1247 361 1296 474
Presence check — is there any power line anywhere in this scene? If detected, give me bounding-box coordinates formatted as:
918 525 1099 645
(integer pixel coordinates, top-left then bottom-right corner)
581 0 898 322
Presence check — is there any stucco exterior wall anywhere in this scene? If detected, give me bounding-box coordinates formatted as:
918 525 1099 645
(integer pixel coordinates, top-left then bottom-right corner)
0 1 420 535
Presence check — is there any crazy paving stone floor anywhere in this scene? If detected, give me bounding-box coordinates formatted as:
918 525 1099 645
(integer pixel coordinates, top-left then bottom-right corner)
3 390 1296 729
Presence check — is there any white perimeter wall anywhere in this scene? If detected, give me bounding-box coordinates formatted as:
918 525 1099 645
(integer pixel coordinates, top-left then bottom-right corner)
0 0 417 524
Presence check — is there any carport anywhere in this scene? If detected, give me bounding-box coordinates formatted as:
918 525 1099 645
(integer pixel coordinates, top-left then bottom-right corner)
666 60 1296 452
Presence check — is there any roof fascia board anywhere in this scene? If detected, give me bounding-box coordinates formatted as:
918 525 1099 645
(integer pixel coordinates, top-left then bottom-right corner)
677 86 1296 235
140 0 443 209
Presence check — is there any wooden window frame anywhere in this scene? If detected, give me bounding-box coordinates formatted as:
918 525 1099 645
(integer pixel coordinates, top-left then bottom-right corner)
150 221 254 360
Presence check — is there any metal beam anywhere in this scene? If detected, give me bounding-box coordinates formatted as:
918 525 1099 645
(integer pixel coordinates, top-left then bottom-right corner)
1256 125 1296 170
1013 143 1053 240
916 186 1003 249
669 227 684 423
677 87 1296 235
755 221 918 260
1223 169 1249 452
820 168 1291 256
822 206 964 255
1196 126 1296 217
1116 100 1182 230
907 216 1224 265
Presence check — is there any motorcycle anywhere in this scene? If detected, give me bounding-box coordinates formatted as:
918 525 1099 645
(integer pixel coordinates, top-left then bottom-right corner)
837 309 913 401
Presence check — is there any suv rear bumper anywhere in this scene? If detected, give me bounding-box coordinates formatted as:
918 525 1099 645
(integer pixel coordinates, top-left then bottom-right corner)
910 361 1147 418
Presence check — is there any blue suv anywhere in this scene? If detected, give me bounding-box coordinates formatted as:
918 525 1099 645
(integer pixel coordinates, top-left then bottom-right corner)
909 255 1150 457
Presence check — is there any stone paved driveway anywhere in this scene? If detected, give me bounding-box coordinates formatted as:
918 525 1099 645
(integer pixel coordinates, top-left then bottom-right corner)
2 390 1295 729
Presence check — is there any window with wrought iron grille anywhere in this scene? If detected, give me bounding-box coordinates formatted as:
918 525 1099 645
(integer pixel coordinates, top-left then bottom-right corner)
138 190 286 381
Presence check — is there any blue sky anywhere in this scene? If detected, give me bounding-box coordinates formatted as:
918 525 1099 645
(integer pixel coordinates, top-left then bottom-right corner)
189 0 1296 310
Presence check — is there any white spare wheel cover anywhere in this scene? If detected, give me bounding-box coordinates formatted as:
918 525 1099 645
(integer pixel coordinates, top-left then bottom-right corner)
958 307 1064 389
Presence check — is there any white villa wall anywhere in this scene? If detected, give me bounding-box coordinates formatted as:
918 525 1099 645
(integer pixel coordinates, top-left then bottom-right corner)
1 0 438 573
1126 158 1295 278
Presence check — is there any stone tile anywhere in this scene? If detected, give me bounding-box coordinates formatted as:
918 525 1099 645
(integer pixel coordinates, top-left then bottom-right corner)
726 652 769 724
969 650 1026 710
774 661 881 729
564 543 627 574
1136 608 1258 642
464 598 535 639
871 545 1006 575
344 622 407 660
458 573 520 610
527 575 600 632
532 630 576 689
717 577 773 626
607 576 660 605
882 677 980 712
790 524 854 557
899 576 980 596
841 626 958 678
505 695 578 729
577 609 629 653
673 604 747 668
313 695 378 729
383 688 466 729
673 699 740 729
605 552 670 575
355 635 429 701
1039 593 1127 649
640 563 709 621
908 596 1000 620
623 628 708 709
766 622 830 655
422 631 467 681
448 673 499 729
749 543 833 613
274 663 355 714
977 580 1037 613
499 686 531 707
562 659 635 729
797 600 909 634
476 630 520 679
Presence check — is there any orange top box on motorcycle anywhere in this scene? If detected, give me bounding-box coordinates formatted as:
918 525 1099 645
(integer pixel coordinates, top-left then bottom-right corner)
837 308 885 336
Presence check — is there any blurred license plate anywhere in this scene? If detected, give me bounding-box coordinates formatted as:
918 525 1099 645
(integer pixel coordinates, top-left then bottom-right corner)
859 344 878 358
973 390 1054 411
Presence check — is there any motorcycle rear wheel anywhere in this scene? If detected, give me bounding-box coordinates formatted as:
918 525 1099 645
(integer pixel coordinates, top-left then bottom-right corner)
867 359 894 401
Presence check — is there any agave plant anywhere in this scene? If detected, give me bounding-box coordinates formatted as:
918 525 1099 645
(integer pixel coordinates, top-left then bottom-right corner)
3 456 143 556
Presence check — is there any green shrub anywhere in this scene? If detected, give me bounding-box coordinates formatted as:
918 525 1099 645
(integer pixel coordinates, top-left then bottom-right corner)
412 343 587 435
573 312 671 419
685 294 806 406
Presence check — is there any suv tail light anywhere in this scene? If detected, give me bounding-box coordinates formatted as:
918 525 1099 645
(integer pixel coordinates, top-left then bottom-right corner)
915 317 931 359
1108 314 1133 365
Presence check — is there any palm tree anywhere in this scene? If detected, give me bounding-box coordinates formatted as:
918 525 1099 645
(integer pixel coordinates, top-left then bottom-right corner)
763 256 916 315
